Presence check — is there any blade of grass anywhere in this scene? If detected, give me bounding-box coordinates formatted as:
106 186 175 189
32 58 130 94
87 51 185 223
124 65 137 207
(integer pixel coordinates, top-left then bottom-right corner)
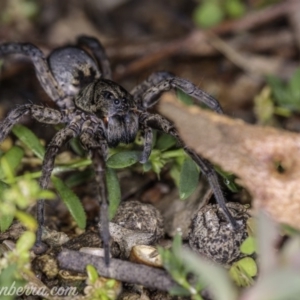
0 146 24 179
12 124 45 160
52 176 86 229
106 168 121 220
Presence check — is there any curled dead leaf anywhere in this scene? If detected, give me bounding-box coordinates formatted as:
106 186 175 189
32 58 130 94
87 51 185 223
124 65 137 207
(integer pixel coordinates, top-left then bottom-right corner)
158 93 300 229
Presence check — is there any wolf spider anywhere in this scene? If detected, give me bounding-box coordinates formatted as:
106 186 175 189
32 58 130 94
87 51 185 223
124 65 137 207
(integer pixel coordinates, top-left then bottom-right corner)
0 36 237 265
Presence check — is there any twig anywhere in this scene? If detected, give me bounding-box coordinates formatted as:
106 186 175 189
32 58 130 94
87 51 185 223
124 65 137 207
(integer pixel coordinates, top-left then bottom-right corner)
205 32 285 79
211 0 297 34
58 249 177 291
114 0 297 80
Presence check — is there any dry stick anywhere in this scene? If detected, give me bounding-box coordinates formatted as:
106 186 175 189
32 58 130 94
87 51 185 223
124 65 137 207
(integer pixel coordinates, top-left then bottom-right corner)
212 0 297 35
115 0 297 80
205 32 286 80
58 249 177 291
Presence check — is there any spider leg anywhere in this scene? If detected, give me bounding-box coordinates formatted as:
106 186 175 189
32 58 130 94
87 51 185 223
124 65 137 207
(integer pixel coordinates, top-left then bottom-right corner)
132 71 223 113
80 129 110 266
131 71 173 105
139 112 238 229
0 43 65 102
0 104 65 143
77 36 112 80
35 120 81 253
140 126 153 163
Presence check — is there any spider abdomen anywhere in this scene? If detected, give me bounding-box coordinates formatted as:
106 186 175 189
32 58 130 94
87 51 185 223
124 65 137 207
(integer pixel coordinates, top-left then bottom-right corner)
48 47 100 95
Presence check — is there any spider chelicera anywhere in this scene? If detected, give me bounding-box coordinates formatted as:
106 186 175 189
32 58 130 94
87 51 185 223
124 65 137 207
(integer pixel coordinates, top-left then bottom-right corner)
0 36 237 265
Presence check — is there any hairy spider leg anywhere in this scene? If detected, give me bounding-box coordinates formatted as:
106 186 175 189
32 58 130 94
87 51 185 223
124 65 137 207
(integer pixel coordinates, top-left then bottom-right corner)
0 104 64 142
79 128 110 266
0 104 74 251
139 126 153 164
131 71 223 114
139 112 238 229
77 36 112 80
36 118 81 253
0 43 65 103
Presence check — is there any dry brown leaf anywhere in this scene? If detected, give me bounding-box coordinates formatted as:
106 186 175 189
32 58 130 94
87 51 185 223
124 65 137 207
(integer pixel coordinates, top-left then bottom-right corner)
158 93 300 229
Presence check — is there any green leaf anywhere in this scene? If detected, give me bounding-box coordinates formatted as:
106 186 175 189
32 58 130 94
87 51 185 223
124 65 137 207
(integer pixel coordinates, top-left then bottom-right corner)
142 161 152 172
155 133 177 151
214 166 239 192
266 74 300 112
229 257 256 287
12 124 45 159
170 164 181 188
225 0 245 18
106 168 121 220
176 90 193 106
0 180 9 191
52 176 86 229
107 151 141 168
179 158 199 200
254 86 276 125
0 146 24 179
16 231 36 253
237 257 257 277
69 137 85 157
193 1 224 28
65 168 94 187
86 264 99 284
267 75 288 105
172 233 183 257
15 211 37 231
240 236 256 255
0 213 14 232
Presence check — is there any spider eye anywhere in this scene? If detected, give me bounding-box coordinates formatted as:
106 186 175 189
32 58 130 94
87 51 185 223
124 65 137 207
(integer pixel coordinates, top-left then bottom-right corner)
114 99 120 105
103 91 114 100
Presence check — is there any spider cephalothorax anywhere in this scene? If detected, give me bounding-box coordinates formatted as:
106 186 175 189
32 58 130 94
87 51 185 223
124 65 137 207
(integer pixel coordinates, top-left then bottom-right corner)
0 36 237 265
75 79 139 147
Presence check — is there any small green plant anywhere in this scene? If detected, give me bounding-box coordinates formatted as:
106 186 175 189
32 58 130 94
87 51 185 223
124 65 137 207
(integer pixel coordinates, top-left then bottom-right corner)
0 129 52 299
85 265 120 300
229 234 257 287
267 68 300 114
193 0 246 28
254 68 300 125
0 125 87 232
0 231 37 300
159 232 256 299
158 234 205 299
